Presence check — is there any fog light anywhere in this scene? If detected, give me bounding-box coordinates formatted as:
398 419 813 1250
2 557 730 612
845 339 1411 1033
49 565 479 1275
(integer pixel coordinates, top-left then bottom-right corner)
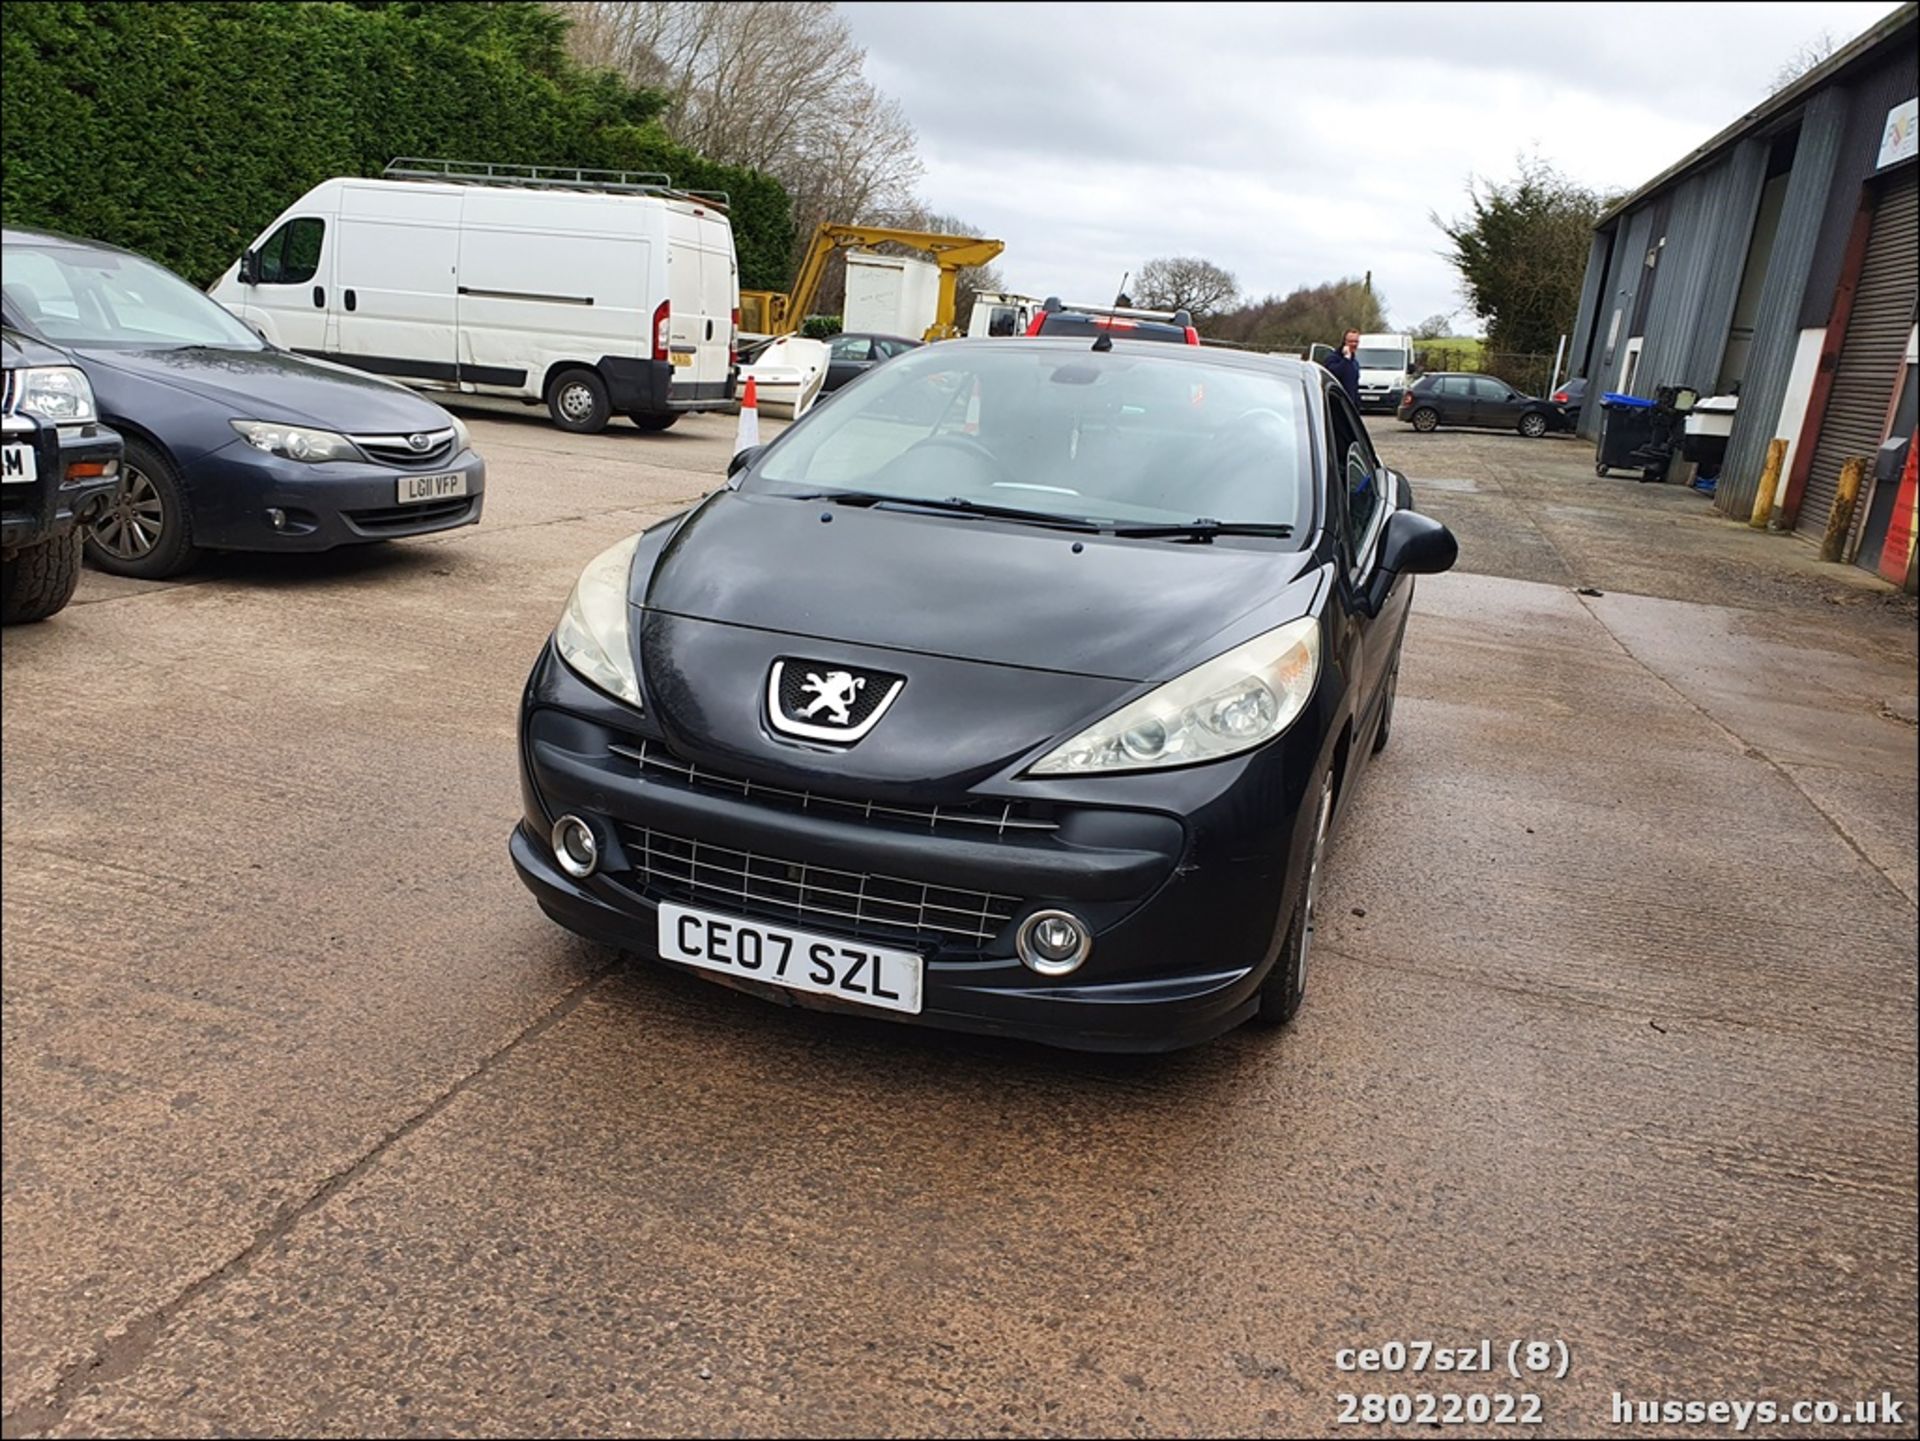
266 507 287 530
1016 909 1091 976
551 814 599 879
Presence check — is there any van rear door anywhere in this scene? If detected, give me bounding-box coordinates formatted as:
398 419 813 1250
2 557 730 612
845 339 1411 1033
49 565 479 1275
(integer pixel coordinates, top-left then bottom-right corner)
664 204 736 401
330 182 459 384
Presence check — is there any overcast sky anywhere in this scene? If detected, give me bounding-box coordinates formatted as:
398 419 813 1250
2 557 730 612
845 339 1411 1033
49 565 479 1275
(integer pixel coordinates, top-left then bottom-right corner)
842 0 1904 333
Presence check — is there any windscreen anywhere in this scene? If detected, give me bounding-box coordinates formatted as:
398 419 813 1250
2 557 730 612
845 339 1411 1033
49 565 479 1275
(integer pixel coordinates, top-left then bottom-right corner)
1356 348 1408 370
1 243 264 350
749 344 1312 535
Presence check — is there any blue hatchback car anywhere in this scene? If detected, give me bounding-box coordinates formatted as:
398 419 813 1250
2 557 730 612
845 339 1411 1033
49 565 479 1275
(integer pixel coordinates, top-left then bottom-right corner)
0 226 485 578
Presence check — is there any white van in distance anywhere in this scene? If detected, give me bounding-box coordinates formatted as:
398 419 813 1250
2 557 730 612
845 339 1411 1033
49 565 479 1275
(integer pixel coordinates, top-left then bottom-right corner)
210 159 739 433
1355 332 1416 414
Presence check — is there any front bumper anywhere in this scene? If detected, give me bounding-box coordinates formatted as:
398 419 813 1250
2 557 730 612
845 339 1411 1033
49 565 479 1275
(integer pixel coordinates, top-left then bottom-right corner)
1 412 122 552
511 646 1333 1052
182 440 487 552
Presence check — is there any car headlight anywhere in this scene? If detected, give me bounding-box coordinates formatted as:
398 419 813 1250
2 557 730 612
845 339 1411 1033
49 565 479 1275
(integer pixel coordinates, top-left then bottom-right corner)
14 366 97 424
450 414 471 453
229 419 358 462
554 533 643 708
1027 617 1321 775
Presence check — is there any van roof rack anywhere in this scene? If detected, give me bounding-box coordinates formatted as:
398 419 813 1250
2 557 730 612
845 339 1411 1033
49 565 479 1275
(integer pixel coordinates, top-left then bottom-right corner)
382 158 729 208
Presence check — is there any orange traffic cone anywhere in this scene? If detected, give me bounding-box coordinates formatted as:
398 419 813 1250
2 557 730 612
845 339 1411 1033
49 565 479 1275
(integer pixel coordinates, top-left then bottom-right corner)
734 374 761 454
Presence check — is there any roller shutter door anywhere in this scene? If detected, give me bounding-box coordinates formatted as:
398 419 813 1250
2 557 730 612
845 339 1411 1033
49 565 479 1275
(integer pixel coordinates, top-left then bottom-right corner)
1797 169 1918 545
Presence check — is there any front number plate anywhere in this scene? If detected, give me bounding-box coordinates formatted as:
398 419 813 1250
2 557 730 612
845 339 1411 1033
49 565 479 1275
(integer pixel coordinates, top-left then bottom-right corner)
1 443 36 485
396 472 467 505
658 901 924 1015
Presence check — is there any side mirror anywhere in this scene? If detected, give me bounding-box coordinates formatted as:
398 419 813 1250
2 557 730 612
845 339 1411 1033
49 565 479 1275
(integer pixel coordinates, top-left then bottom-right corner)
1362 509 1457 616
1387 467 1413 510
727 443 765 480
238 250 261 285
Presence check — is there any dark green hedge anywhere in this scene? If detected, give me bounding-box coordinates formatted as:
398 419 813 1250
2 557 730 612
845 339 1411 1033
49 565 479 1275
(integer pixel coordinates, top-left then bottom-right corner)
0 1 795 289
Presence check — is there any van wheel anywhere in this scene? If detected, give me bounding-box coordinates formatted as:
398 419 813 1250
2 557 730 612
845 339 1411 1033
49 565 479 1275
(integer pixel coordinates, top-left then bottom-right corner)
549 369 611 433
86 438 199 579
1411 407 1439 433
628 411 680 433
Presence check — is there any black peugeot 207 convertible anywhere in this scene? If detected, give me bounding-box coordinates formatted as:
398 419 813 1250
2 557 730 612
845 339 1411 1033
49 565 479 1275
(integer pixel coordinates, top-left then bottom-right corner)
511 338 1457 1051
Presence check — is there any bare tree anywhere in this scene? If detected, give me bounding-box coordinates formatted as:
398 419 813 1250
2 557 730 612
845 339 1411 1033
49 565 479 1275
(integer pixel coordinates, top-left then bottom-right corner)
559 2 922 277
1769 28 1836 92
1133 255 1239 321
1412 311 1455 341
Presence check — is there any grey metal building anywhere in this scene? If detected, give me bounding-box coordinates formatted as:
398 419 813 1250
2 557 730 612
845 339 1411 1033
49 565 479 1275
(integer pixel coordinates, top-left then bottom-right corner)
1566 4 1918 582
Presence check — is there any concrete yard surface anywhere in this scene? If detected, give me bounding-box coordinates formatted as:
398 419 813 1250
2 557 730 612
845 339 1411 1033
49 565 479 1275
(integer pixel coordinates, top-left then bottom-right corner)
2 411 1915 1437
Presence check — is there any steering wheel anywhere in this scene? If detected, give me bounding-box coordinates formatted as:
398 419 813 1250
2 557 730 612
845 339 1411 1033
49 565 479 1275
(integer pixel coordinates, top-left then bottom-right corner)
905 432 1016 487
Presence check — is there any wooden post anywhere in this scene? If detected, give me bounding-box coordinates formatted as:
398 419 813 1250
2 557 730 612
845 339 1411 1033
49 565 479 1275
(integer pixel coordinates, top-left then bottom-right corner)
1818 457 1866 562
1749 438 1787 529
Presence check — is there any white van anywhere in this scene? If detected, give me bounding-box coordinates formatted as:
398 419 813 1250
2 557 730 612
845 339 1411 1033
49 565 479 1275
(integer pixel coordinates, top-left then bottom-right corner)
966 293 1042 338
1355 333 1416 414
210 160 739 433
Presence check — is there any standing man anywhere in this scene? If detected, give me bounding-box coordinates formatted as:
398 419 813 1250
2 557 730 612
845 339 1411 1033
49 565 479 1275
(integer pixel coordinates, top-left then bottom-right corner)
1323 328 1362 407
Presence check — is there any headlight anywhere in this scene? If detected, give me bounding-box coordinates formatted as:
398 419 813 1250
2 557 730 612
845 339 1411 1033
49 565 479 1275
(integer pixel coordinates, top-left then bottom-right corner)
229 419 357 462
554 533 643 708
14 366 97 424
1027 617 1321 775
450 415 471 453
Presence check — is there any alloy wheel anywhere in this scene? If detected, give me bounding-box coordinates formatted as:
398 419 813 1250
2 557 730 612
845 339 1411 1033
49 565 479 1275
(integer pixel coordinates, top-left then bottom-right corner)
1296 775 1335 992
92 466 164 560
1520 412 1547 438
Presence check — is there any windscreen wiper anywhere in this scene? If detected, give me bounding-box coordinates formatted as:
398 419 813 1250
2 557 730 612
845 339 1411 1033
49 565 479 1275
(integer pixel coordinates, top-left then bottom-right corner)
793 490 1105 532
1104 518 1296 540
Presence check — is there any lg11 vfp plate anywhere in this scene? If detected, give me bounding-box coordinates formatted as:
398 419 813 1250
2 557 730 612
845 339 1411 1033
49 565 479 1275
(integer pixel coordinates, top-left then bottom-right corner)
396 472 468 505
657 901 924 1014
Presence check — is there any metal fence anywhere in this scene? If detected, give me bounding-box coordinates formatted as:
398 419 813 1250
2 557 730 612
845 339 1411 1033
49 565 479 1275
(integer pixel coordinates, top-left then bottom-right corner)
1414 347 1562 394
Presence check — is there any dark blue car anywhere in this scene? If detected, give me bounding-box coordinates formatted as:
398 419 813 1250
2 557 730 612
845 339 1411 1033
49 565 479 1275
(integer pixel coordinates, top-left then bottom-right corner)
0 226 485 579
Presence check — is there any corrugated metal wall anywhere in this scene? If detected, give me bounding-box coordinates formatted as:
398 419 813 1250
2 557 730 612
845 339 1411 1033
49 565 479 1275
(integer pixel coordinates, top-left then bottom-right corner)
1715 87 1851 518
1798 49 1920 329
1635 142 1769 402
1591 207 1658 400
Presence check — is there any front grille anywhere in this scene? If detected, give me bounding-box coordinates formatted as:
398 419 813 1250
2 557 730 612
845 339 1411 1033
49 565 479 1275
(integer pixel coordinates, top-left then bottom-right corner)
609 739 1059 837
623 825 1020 946
349 428 458 468
1 370 16 415
346 497 473 532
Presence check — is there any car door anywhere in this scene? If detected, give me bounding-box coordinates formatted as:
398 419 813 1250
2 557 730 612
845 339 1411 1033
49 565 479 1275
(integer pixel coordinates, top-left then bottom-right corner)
825 334 875 391
1323 382 1399 731
1470 375 1520 428
1434 375 1473 425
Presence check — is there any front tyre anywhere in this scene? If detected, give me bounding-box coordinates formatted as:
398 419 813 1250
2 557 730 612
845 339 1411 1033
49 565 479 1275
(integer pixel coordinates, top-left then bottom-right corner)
1411 407 1440 433
1255 772 1335 1028
1371 662 1399 754
85 437 199 580
1518 411 1549 438
1 534 82 623
548 368 611 433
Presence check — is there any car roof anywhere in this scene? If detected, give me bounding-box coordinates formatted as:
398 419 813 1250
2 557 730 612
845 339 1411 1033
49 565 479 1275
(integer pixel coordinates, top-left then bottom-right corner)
836 332 921 345
942 335 1318 380
2 225 141 260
